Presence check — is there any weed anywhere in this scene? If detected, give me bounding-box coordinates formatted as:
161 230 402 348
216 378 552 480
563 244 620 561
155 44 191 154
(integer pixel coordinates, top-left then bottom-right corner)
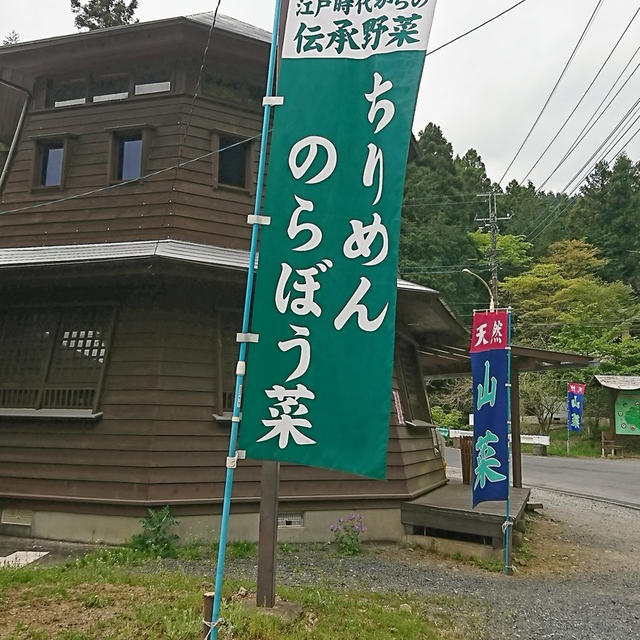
330 513 366 555
81 593 112 609
473 557 503 572
128 505 179 558
278 543 300 554
161 608 201 640
227 540 257 559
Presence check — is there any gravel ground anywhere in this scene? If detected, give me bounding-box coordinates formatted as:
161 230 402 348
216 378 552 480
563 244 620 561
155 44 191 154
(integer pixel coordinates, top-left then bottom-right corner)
3 489 639 639
169 488 640 640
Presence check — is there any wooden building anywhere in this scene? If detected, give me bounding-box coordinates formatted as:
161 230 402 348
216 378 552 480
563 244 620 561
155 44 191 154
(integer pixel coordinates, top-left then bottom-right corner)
0 15 462 544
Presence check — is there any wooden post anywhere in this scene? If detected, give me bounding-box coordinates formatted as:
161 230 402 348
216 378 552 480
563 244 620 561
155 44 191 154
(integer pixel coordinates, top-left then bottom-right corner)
202 591 214 639
256 460 279 608
510 369 522 488
255 0 288 610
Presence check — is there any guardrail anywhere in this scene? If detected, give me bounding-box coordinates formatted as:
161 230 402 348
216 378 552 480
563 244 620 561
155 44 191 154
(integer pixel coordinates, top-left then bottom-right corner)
447 429 550 447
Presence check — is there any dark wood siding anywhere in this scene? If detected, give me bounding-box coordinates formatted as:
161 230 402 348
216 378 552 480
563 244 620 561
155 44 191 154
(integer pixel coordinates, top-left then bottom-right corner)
0 276 445 508
0 95 261 251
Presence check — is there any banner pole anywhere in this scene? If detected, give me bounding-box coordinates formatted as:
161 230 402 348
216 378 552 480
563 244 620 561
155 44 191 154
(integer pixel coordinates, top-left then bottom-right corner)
504 307 513 575
210 2 284 637
567 391 570 455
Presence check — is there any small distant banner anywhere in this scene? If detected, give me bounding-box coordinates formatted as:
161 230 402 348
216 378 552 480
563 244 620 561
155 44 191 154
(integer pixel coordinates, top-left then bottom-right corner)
470 309 510 506
238 1 438 478
567 382 585 432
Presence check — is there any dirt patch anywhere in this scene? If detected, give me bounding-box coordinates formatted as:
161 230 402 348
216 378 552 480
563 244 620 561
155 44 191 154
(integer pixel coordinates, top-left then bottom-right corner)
0 583 148 637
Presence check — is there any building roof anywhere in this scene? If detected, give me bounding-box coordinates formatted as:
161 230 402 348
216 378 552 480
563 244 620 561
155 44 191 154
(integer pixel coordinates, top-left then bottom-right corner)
0 239 464 345
0 13 270 55
186 12 271 43
0 240 253 271
0 239 436 293
418 341 593 378
595 375 640 391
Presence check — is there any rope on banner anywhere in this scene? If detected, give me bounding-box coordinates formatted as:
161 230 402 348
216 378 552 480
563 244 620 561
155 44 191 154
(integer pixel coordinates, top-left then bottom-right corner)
208 1 284 638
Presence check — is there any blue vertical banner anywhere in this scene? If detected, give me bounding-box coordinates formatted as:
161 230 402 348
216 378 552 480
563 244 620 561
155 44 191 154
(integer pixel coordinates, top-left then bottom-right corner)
568 382 585 432
470 309 510 507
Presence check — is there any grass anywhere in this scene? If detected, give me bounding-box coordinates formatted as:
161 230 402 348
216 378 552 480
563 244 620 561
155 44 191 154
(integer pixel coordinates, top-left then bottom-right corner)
521 428 602 457
0 548 475 640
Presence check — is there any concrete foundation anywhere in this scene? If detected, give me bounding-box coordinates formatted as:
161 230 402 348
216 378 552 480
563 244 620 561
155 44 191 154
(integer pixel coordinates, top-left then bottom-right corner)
1 506 405 546
404 534 504 562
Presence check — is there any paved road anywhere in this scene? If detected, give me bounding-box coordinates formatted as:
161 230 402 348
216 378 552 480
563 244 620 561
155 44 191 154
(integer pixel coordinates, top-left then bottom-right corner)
445 447 640 508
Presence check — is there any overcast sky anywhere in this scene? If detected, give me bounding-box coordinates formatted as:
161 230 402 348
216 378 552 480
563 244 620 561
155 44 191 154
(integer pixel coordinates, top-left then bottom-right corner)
2 0 639 193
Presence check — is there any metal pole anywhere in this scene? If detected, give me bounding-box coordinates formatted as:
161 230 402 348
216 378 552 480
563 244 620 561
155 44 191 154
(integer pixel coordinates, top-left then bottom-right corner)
504 308 513 576
474 193 510 309
209 2 284 636
0 80 30 194
490 194 499 306
461 269 495 311
510 369 522 488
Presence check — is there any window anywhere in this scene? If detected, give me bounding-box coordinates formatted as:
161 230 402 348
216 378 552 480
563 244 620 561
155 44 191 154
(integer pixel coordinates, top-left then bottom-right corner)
40 143 64 186
47 77 88 108
92 73 130 103
0 139 9 174
107 125 154 183
211 132 255 193
47 69 172 108
31 134 76 190
118 134 142 180
0 306 115 412
214 309 242 420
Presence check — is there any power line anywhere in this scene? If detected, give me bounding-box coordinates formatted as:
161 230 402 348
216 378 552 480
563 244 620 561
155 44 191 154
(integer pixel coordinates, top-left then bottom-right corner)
537 49 640 191
523 104 640 243
519 3 640 185
402 198 485 208
605 121 640 163
562 95 640 194
598 107 640 163
171 1 222 191
0 134 262 216
426 0 529 57
498 0 605 186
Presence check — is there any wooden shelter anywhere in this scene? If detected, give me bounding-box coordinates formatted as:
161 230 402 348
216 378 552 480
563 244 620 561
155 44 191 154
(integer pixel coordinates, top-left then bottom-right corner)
417 342 592 487
0 14 455 544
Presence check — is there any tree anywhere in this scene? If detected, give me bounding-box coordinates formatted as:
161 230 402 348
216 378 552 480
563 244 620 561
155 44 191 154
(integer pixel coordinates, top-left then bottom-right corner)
500 240 638 347
71 0 139 30
469 231 532 279
519 372 566 434
500 239 639 431
570 155 640 291
400 125 488 318
2 31 20 45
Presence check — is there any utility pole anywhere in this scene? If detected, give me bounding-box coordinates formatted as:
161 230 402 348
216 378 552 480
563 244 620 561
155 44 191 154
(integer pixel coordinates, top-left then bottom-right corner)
475 193 511 307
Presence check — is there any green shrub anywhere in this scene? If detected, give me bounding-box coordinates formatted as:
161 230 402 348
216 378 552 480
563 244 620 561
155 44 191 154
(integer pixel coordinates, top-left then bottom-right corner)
128 506 179 557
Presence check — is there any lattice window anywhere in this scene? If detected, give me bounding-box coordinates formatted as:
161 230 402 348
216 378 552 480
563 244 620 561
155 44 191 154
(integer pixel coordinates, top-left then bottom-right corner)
0 306 115 410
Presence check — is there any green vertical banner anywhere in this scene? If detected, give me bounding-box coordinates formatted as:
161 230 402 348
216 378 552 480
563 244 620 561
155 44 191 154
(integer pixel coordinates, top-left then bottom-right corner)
239 0 437 479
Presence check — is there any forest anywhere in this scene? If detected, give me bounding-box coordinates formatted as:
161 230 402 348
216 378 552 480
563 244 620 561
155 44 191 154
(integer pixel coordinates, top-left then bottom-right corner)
403 123 640 433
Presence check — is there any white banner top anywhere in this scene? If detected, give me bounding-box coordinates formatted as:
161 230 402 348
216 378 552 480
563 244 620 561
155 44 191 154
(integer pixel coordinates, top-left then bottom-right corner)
282 0 437 59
